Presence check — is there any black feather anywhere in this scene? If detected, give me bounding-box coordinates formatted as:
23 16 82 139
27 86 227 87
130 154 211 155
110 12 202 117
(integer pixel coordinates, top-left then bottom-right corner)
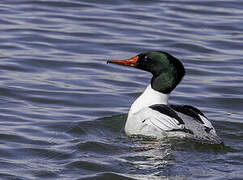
170 105 206 124
149 104 185 125
168 128 194 135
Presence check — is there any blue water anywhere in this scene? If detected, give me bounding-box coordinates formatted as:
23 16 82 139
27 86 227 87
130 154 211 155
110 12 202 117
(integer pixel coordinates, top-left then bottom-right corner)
0 0 243 179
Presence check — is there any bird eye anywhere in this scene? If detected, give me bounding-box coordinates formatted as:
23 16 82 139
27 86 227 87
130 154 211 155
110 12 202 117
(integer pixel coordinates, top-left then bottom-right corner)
144 56 152 62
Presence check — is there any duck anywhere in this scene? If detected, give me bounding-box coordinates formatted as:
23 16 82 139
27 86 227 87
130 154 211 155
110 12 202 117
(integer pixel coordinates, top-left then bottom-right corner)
107 51 222 144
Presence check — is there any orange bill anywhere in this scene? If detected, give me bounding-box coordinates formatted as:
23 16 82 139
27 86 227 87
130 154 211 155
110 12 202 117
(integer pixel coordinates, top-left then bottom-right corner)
107 56 139 67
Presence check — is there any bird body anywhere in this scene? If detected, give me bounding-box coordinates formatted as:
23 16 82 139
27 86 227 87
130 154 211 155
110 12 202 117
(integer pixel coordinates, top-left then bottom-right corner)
107 51 222 144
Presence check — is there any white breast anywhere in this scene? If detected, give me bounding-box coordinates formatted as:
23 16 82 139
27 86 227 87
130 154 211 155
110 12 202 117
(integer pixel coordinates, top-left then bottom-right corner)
125 84 170 136
129 84 169 114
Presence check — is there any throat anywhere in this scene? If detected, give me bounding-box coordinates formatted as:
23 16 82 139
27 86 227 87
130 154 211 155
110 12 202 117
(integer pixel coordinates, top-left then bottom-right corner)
129 84 169 114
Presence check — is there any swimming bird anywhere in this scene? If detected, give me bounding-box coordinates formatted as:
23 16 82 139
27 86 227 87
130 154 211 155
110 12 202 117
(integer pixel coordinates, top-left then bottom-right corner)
107 51 222 144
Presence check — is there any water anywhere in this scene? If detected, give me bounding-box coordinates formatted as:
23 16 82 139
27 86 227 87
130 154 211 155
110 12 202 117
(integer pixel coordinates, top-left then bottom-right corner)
0 0 243 179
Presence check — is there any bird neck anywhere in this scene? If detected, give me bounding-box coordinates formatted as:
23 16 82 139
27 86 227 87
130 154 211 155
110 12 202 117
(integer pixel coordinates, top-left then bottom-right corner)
151 71 177 94
129 84 169 114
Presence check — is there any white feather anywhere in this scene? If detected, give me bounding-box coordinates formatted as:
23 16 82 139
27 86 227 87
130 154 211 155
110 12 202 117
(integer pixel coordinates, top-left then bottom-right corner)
129 84 169 114
199 114 213 129
125 107 183 135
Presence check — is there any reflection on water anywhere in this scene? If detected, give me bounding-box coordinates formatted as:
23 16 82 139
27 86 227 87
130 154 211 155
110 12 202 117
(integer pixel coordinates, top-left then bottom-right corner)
0 0 243 179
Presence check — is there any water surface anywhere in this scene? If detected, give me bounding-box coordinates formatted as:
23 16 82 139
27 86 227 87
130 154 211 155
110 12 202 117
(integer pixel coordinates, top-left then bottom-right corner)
0 0 243 179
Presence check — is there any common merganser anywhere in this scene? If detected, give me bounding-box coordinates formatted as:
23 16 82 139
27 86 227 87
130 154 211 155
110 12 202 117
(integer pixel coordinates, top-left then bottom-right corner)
107 51 222 144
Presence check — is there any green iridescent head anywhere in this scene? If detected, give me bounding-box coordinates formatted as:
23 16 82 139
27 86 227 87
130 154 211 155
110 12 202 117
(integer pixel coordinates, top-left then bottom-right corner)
107 51 185 94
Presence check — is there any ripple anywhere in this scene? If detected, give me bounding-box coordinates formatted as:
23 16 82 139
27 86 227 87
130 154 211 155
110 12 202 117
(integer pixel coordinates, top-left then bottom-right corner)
66 160 113 172
80 172 135 180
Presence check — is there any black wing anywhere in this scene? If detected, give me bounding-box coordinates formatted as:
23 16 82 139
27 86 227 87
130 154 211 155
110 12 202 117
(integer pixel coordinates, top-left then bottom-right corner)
170 105 206 124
